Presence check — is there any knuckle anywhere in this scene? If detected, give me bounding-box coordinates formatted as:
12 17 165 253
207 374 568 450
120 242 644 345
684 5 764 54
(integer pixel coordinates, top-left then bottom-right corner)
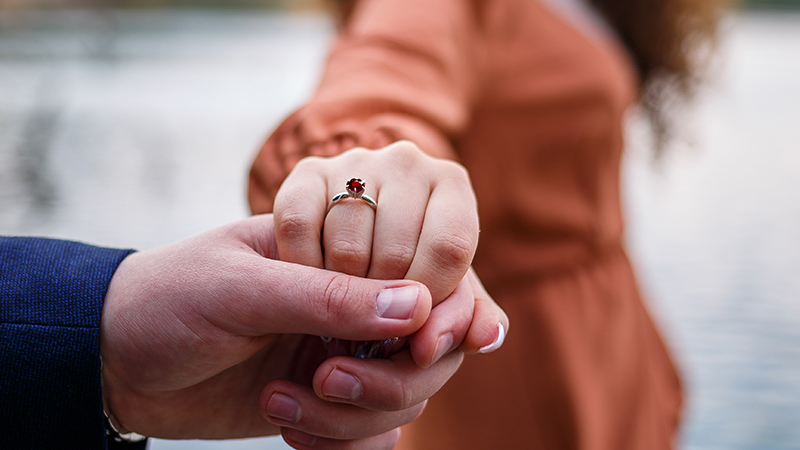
372 242 416 277
295 155 323 170
337 146 371 162
448 161 471 182
384 376 416 411
321 274 355 323
397 378 417 411
437 159 471 184
274 211 317 244
387 139 421 152
428 230 475 271
384 141 426 170
389 140 423 157
326 239 371 272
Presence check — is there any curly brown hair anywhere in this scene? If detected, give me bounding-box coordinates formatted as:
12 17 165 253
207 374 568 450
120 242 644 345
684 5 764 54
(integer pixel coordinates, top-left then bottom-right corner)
591 0 726 154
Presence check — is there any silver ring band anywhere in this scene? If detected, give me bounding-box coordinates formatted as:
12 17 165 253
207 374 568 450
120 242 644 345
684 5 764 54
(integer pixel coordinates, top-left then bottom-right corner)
329 178 377 211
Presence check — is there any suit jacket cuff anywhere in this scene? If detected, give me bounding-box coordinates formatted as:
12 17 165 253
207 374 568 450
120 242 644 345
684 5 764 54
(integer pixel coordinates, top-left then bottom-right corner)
0 237 136 449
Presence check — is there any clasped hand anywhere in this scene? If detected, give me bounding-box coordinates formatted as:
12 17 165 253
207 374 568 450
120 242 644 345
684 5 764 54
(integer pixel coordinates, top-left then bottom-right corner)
273 141 508 365
100 141 508 450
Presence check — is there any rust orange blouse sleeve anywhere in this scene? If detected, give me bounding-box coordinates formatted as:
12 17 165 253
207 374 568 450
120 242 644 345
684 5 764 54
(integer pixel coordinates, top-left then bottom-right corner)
248 0 482 214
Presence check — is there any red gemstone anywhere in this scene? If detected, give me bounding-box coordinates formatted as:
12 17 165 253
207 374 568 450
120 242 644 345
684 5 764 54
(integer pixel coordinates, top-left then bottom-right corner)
346 178 365 194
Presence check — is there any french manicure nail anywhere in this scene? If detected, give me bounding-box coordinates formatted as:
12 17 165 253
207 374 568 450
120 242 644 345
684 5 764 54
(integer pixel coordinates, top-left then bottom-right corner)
376 285 418 320
266 392 301 423
431 332 454 366
479 322 506 354
322 368 363 400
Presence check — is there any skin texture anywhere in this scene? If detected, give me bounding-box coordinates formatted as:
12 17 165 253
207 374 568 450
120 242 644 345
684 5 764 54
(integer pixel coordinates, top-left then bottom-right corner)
274 142 477 303
272 142 509 368
100 215 470 449
100 143 508 450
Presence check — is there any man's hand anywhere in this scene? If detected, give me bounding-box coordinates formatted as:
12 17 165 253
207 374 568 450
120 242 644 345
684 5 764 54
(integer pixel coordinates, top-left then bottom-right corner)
100 214 462 449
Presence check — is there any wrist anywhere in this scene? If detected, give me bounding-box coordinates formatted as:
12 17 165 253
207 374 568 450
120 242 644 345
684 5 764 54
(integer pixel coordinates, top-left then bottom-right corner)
101 357 146 443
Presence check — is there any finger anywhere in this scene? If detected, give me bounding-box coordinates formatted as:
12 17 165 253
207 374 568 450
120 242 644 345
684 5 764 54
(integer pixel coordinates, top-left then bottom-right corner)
281 427 401 450
222 260 433 340
211 218 431 339
366 150 430 280
273 156 329 268
324 175 376 277
312 349 463 411
260 381 423 440
404 164 479 305
225 214 281 260
460 267 509 354
408 273 474 368
226 215 433 339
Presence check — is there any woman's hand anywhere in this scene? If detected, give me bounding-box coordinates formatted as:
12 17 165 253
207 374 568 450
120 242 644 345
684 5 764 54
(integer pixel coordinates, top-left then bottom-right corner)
273 141 478 302
272 141 508 366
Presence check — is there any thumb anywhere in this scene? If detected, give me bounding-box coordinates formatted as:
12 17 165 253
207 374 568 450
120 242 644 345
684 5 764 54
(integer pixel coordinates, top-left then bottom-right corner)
221 214 432 340
222 257 433 341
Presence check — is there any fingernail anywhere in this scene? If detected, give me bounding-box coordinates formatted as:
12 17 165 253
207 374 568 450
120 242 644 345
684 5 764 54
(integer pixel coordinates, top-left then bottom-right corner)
430 332 454 366
283 428 317 447
376 285 418 320
479 322 506 354
322 368 363 400
266 392 301 423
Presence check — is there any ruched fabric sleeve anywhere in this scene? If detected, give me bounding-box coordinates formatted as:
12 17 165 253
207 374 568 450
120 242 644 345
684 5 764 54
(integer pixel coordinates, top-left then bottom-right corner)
248 0 482 213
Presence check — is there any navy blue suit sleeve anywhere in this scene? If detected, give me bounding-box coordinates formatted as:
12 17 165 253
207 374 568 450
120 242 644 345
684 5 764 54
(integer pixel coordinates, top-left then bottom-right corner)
0 236 142 449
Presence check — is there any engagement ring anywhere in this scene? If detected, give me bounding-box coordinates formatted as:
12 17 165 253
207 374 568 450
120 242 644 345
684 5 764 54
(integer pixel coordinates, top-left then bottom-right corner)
329 178 377 211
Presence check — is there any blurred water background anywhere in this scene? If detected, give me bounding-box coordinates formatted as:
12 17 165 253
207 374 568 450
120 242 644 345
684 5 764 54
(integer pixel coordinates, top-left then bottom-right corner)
0 3 798 450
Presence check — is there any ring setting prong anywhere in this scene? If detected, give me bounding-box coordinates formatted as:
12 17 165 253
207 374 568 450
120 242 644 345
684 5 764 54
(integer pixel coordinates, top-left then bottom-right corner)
330 177 377 211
